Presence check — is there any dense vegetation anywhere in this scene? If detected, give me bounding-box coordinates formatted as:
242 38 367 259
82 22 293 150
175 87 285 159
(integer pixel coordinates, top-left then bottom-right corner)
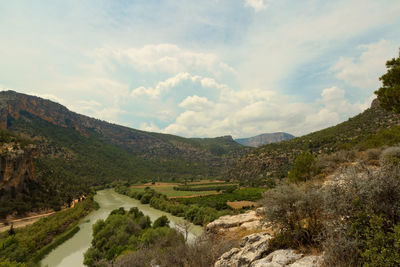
261 146 400 266
0 197 98 265
84 207 237 267
173 184 237 192
375 49 400 113
115 186 264 225
0 91 250 217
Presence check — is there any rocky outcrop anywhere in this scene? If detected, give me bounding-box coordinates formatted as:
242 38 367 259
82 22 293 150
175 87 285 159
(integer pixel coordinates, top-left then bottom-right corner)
214 232 323 267
215 232 272 267
250 250 322 267
0 143 36 191
206 209 267 233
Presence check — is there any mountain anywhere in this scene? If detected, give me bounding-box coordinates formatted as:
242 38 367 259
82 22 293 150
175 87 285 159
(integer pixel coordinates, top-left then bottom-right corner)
235 132 295 147
0 90 250 217
228 99 400 184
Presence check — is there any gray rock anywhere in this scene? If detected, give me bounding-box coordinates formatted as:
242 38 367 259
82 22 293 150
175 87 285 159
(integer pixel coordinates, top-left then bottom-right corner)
214 232 272 267
214 232 323 267
207 211 260 232
288 255 323 267
250 250 302 267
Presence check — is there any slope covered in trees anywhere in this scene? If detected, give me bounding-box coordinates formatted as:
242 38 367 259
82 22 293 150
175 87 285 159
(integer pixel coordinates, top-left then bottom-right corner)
228 99 400 184
0 91 249 217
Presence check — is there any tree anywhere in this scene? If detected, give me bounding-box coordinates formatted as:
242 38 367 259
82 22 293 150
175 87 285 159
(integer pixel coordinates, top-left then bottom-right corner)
176 220 192 241
375 49 400 113
287 151 317 183
153 215 170 228
8 224 15 236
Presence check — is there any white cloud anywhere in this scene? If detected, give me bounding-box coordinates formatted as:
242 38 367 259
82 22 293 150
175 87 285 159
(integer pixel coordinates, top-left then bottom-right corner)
244 0 268 12
332 40 398 89
136 73 370 138
94 44 235 76
237 1 400 91
140 122 161 132
131 72 201 98
179 95 214 111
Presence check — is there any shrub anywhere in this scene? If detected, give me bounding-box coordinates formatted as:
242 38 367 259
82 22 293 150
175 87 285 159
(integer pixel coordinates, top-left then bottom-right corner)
287 152 317 183
380 146 400 165
260 183 324 250
323 163 400 266
366 148 382 161
316 150 356 173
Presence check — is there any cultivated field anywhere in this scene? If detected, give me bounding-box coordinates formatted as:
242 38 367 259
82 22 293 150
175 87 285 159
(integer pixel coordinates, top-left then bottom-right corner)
130 180 235 198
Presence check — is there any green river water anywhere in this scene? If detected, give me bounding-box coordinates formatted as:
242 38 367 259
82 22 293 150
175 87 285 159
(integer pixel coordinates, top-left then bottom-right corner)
41 189 203 267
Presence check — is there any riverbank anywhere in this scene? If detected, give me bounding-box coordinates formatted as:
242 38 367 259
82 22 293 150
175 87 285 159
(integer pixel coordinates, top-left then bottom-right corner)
41 189 203 267
0 196 98 266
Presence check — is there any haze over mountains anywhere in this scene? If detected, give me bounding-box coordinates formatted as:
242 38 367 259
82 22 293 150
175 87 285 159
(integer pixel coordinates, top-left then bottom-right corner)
235 132 295 147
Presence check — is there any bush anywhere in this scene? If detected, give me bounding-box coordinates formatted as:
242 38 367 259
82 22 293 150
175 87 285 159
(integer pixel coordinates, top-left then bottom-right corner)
323 163 400 266
380 146 400 165
287 152 317 183
153 216 170 228
366 148 382 161
316 150 356 174
260 183 324 250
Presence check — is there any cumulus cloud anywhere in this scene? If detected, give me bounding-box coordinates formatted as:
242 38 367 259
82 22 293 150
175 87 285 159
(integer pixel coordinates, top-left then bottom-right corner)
136 73 369 138
244 0 268 12
332 40 398 89
94 44 235 76
179 95 214 111
131 72 201 98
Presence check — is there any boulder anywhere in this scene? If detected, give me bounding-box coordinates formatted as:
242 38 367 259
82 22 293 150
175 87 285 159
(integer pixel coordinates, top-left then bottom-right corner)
214 232 323 267
214 232 272 267
288 255 323 267
250 250 302 267
206 211 260 232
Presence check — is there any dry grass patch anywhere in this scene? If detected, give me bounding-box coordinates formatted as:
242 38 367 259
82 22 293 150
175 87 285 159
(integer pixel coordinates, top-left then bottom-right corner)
227 201 258 210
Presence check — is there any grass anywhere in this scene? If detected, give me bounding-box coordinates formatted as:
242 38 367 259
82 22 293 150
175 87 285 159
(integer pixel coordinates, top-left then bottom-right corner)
129 185 219 198
130 180 229 198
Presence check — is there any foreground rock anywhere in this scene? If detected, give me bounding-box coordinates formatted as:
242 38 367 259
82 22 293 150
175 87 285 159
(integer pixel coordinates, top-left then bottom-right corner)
214 232 323 267
206 209 267 233
214 232 272 267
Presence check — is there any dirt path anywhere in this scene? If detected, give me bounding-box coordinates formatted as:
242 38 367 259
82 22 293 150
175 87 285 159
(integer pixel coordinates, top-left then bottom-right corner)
0 211 57 233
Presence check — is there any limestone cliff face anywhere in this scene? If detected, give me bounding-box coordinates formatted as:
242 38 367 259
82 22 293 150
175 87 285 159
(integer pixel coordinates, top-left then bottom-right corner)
0 144 36 191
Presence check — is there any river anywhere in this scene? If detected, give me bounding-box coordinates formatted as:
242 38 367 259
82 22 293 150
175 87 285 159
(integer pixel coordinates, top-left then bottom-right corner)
41 189 203 267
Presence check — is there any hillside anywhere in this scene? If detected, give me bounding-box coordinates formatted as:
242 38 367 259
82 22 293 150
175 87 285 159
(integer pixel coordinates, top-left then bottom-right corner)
0 91 249 217
228 99 400 183
235 132 294 147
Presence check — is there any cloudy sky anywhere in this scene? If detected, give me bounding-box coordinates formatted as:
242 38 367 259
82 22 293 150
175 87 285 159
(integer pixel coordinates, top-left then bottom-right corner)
0 0 399 138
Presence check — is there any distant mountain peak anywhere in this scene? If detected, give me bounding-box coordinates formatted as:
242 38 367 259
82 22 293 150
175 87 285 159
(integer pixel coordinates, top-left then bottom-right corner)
235 132 295 147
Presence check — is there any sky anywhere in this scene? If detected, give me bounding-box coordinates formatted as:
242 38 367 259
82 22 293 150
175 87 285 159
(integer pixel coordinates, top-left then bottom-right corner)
0 0 399 138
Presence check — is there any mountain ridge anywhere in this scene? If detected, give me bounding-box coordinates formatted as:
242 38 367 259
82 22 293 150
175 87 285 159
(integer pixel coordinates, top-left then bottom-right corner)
0 90 250 217
235 132 295 147
228 99 400 184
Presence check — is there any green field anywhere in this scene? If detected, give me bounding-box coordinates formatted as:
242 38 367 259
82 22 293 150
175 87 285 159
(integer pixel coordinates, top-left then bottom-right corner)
130 182 221 198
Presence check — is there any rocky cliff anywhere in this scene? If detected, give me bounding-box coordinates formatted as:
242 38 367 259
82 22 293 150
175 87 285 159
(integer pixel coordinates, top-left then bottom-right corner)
0 142 37 193
235 132 295 147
